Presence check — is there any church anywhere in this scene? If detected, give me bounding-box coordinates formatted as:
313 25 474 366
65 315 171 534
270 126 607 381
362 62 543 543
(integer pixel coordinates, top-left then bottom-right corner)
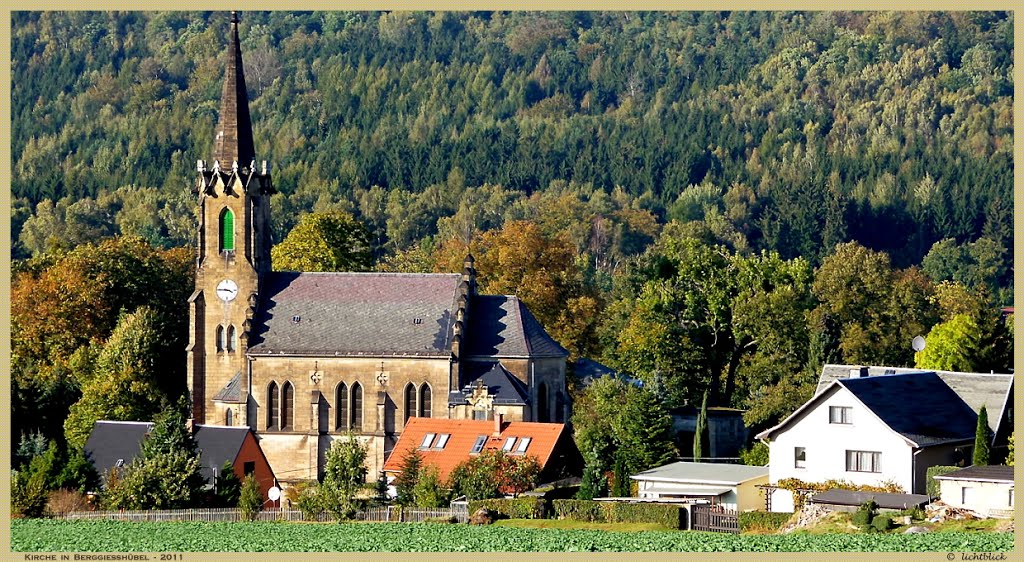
186 13 569 487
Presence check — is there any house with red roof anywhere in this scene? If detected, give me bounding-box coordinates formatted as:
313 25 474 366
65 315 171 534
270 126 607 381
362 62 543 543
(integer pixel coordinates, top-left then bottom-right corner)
382 415 583 485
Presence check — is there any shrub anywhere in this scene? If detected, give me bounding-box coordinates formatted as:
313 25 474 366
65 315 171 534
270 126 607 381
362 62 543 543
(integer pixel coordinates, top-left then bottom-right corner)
413 466 451 508
11 470 48 518
739 442 770 466
469 497 547 520
45 489 89 517
899 506 925 521
926 465 960 498
550 499 685 529
739 511 794 532
238 475 262 522
852 500 877 530
872 514 893 532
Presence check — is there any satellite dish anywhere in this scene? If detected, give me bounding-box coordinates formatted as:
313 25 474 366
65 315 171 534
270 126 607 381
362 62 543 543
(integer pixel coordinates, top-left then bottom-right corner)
268 486 281 501
912 336 926 352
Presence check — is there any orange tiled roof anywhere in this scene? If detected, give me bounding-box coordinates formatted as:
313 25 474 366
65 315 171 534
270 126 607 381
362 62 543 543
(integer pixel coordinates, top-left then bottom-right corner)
382 417 568 481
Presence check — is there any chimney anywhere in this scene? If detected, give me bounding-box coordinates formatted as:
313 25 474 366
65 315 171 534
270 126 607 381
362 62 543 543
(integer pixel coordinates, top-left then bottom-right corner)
493 412 504 437
850 366 869 378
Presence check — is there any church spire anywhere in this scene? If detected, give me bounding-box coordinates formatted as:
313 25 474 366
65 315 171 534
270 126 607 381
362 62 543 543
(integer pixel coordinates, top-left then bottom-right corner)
213 11 255 168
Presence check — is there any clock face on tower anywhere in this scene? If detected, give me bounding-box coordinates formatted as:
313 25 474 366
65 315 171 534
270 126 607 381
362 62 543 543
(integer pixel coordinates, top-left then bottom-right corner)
216 279 239 302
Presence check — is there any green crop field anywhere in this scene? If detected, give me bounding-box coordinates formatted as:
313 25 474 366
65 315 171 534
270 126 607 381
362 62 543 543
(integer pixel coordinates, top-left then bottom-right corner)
11 520 1014 552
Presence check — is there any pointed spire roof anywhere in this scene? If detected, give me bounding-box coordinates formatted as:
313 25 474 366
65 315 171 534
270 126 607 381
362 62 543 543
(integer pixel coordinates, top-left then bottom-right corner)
213 11 255 167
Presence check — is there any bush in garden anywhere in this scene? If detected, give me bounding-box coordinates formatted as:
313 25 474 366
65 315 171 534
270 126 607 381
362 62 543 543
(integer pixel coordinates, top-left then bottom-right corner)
238 475 263 522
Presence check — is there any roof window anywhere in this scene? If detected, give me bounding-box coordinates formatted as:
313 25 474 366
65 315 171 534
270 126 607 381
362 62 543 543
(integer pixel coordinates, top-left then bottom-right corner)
515 437 532 453
420 433 436 449
502 437 517 452
471 435 487 454
434 433 450 449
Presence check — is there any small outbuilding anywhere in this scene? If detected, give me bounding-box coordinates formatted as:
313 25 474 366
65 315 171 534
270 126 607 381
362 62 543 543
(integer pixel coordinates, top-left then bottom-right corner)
808 489 930 512
933 465 1014 518
630 461 769 511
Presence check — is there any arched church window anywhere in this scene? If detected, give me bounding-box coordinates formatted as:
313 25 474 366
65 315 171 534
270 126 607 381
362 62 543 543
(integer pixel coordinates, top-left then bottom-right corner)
336 382 348 431
226 325 237 352
216 325 225 352
220 208 235 252
282 382 294 430
351 383 363 431
537 383 549 423
419 384 432 418
404 383 416 423
268 381 278 430
226 409 233 426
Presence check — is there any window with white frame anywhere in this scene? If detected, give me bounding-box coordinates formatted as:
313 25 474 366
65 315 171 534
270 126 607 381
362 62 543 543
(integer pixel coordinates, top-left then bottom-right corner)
420 433 436 449
470 435 487 454
829 406 852 424
502 437 517 452
794 447 806 468
845 450 880 473
515 437 532 453
434 433 450 449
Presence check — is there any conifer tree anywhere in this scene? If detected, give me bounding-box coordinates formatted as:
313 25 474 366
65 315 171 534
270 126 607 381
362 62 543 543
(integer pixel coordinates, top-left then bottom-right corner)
973 405 991 466
693 390 709 462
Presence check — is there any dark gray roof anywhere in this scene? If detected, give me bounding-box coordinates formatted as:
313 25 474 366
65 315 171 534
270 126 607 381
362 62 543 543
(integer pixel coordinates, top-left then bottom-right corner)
933 465 1014 483
212 372 243 403
816 364 1012 436
463 295 568 358
192 425 251 483
810 489 930 510
85 421 252 487
248 272 460 357
83 421 153 483
838 372 977 448
453 362 530 405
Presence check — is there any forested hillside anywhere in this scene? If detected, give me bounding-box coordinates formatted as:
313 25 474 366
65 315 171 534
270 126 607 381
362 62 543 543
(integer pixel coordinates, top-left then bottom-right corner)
10 11 1014 451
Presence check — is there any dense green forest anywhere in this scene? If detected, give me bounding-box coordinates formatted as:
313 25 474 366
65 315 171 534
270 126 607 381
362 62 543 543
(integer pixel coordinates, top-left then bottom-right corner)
10 11 1014 458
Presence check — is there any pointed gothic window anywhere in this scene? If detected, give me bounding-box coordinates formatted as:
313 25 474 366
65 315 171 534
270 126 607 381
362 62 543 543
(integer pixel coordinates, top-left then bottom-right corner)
404 383 416 423
220 208 235 252
336 382 348 431
282 382 294 430
267 381 278 430
216 325 225 352
226 325 237 352
351 383 363 431
419 384 432 418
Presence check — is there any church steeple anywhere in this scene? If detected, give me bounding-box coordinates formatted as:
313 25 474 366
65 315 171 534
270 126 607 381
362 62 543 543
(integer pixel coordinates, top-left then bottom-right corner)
213 11 255 168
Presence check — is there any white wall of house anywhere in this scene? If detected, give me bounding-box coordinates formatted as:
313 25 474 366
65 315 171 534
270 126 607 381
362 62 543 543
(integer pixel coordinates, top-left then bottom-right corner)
767 387 914 503
939 479 1014 517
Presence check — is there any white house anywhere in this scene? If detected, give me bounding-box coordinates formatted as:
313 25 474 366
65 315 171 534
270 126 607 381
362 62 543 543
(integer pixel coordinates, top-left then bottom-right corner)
755 370 982 512
935 465 1014 518
630 461 769 512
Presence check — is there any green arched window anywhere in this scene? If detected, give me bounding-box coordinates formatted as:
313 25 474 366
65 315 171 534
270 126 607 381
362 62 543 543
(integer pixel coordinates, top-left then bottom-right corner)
220 208 235 252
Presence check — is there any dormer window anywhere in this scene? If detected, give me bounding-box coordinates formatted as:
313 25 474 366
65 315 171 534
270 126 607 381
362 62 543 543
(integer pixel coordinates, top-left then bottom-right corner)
829 406 852 424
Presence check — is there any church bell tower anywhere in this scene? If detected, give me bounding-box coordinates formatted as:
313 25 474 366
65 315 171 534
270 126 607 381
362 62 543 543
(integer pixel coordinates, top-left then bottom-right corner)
187 12 274 426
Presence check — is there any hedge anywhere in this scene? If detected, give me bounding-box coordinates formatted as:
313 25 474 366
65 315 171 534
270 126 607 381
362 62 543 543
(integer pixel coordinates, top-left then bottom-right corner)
738 511 793 532
551 500 685 529
468 498 547 520
926 466 960 498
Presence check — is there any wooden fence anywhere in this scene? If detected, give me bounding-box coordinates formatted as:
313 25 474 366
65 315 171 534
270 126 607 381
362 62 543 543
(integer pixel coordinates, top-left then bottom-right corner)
690 504 739 534
60 504 469 524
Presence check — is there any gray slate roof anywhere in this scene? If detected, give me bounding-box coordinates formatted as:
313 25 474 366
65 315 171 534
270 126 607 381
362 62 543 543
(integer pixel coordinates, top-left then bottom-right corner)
810 489 930 510
838 372 977 448
630 461 769 485
451 362 530 405
816 364 1012 436
933 465 1014 483
83 421 152 483
248 272 460 357
192 425 252 483
84 421 255 487
463 295 568 358
212 372 243 403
